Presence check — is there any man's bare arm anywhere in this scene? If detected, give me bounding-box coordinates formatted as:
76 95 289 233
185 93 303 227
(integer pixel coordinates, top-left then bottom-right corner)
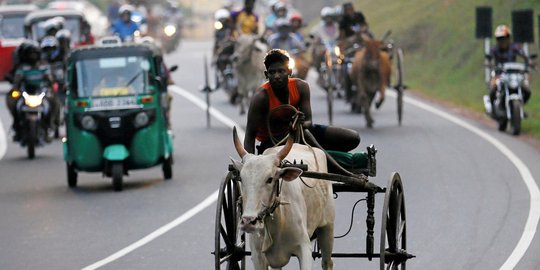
244 88 268 154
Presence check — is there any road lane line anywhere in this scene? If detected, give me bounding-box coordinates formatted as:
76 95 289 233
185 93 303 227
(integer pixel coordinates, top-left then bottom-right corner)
0 115 6 160
82 85 244 269
388 91 540 269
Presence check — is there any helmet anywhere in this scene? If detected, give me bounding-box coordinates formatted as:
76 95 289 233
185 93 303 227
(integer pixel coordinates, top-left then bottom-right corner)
55 29 71 43
214 8 230 21
21 41 41 64
494 25 511 38
40 36 58 49
43 17 64 35
274 2 287 11
290 12 302 22
333 5 343 17
274 17 290 28
119 4 135 16
321 6 333 18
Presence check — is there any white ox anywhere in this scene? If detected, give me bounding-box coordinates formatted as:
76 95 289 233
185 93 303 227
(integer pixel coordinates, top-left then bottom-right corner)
233 34 268 114
231 128 335 270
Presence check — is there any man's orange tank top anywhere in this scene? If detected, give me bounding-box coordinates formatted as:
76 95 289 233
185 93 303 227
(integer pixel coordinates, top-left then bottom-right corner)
256 78 300 142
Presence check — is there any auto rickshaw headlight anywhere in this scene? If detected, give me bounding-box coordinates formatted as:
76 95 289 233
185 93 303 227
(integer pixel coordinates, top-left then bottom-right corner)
134 112 149 128
214 21 223 30
81 115 97 131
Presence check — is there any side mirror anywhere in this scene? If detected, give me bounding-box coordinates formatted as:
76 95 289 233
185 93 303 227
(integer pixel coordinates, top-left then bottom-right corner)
169 65 178 73
484 54 492 60
529 54 538 60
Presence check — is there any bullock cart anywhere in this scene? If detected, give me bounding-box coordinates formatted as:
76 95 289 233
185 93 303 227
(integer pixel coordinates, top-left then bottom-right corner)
213 107 414 269
334 32 406 126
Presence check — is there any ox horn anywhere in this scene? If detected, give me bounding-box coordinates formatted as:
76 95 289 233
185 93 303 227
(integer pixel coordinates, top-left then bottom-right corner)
276 136 294 161
233 126 248 158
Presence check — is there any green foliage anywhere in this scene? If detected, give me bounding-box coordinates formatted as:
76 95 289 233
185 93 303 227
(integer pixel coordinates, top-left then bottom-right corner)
355 0 540 137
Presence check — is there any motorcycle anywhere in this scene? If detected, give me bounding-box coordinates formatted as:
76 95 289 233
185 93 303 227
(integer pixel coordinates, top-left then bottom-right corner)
13 83 53 158
214 39 237 104
49 60 66 137
161 20 181 53
483 60 534 135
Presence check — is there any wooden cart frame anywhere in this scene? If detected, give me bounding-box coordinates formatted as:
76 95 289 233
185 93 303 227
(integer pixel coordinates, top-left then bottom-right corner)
213 143 415 269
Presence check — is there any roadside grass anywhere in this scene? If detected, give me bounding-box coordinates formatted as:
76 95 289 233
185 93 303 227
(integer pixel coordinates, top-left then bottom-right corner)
354 0 540 138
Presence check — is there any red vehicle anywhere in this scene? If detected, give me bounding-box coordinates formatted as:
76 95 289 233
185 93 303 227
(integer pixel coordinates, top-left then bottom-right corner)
24 9 94 48
0 4 38 81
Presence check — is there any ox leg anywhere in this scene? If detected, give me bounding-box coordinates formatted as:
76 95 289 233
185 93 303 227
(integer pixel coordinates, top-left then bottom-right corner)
317 225 335 270
297 242 314 270
375 85 386 109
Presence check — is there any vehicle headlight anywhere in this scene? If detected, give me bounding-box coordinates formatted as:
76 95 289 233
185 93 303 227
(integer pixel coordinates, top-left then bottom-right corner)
134 30 141 37
214 21 223 30
508 74 521 89
23 92 45 108
134 112 149 128
288 57 295 70
81 115 97 131
11 90 21 99
164 25 177 37
334 46 341 57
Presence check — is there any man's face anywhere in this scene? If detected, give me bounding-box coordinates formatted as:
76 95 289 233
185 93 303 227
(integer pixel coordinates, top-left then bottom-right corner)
122 13 131 22
265 61 290 90
245 0 254 11
496 36 510 50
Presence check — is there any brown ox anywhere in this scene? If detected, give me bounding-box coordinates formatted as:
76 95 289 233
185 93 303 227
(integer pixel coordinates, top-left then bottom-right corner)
350 39 391 128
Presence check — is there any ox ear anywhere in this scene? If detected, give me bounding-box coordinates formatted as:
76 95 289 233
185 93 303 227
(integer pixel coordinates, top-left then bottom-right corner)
230 157 243 171
277 167 303 182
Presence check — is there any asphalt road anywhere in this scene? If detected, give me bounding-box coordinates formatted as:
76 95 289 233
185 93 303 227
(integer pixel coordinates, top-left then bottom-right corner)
1 40 540 270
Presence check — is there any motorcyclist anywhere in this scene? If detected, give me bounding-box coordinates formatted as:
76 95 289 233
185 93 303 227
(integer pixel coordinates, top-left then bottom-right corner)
213 8 234 56
267 18 308 79
6 42 55 141
55 29 72 64
289 12 304 43
310 7 340 86
111 4 140 41
487 24 531 105
244 49 360 154
42 17 65 41
231 0 259 35
267 18 305 53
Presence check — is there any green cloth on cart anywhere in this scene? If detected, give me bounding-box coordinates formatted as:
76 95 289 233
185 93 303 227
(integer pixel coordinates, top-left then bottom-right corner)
326 150 369 170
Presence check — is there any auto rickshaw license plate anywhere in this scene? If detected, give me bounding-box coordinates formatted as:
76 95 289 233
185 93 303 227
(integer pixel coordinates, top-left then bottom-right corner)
91 97 138 109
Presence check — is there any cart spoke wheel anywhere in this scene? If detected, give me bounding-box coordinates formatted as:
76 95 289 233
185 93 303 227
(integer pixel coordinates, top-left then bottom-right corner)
380 172 410 270
214 171 245 270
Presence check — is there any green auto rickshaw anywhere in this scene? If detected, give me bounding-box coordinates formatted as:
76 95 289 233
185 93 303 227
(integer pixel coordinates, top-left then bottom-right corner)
63 41 174 191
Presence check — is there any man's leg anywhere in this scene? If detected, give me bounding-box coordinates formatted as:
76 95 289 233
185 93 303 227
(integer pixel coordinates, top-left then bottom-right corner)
308 124 360 152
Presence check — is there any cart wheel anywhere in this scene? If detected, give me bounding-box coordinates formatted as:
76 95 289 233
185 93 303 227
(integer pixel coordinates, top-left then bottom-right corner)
163 157 173 180
214 171 245 270
380 172 411 270
112 162 123 192
67 162 78 188
395 48 404 126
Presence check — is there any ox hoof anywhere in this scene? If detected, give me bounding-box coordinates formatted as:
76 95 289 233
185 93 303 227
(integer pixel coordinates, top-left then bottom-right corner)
375 99 385 109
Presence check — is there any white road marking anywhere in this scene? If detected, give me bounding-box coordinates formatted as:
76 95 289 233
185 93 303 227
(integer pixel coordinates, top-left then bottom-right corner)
388 91 539 270
0 114 6 160
82 86 244 270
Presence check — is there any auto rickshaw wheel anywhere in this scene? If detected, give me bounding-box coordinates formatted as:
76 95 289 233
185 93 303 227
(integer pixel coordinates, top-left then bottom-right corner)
67 163 78 188
163 157 173 180
112 162 123 192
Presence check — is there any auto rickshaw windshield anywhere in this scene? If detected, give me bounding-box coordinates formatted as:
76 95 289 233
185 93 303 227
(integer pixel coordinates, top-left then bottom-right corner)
75 56 151 97
33 17 80 43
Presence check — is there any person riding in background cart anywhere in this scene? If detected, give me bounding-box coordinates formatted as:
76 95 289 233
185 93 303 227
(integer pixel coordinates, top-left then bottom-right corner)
231 0 259 35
